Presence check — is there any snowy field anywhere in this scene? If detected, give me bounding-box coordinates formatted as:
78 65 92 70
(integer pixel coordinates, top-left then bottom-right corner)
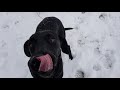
0 12 120 78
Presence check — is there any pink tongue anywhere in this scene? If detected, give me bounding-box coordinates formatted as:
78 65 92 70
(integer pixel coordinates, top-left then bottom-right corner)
36 54 53 72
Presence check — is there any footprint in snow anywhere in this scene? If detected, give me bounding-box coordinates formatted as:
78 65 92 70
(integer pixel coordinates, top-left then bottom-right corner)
94 46 101 55
14 21 19 25
75 69 85 78
2 24 9 29
0 40 7 48
77 39 85 47
1 24 10 32
93 63 101 71
99 13 108 21
100 50 116 70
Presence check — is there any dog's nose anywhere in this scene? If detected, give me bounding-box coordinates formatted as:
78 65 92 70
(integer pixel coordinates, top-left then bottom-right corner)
34 51 46 57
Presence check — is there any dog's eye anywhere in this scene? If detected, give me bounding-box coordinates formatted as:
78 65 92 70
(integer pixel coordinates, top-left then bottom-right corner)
46 34 56 43
49 38 56 43
50 38 55 43
29 44 32 48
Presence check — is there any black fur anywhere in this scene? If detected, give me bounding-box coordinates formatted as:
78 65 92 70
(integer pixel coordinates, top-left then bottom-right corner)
24 17 73 78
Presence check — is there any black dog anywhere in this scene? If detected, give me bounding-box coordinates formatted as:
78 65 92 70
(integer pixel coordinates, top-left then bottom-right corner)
24 17 73 78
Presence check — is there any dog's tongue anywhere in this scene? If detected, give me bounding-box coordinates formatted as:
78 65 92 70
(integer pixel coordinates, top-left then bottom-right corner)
36 54 53 72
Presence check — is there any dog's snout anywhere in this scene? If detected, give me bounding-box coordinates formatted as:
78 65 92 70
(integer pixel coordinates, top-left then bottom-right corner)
33 50 48 58
28 57 40 72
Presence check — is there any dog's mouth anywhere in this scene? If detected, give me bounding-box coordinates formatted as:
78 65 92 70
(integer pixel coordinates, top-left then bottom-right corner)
29 53 56 77
36 54 53 72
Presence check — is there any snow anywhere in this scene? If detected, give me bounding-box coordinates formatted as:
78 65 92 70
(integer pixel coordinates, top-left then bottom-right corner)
0 12 120 78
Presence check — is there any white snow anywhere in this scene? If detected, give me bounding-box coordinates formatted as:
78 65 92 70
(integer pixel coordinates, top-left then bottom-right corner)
0 12 120 78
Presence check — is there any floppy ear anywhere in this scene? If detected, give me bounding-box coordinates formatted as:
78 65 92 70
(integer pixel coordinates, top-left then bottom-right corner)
24 40 31 57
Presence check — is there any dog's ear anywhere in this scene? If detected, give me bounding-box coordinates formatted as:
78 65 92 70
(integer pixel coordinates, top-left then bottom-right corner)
24 40 31 57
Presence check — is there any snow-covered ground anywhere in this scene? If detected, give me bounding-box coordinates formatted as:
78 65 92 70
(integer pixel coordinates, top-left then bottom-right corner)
0 12 120 78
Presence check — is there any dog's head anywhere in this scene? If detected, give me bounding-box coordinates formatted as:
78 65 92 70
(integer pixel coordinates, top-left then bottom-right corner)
24 30 61 78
